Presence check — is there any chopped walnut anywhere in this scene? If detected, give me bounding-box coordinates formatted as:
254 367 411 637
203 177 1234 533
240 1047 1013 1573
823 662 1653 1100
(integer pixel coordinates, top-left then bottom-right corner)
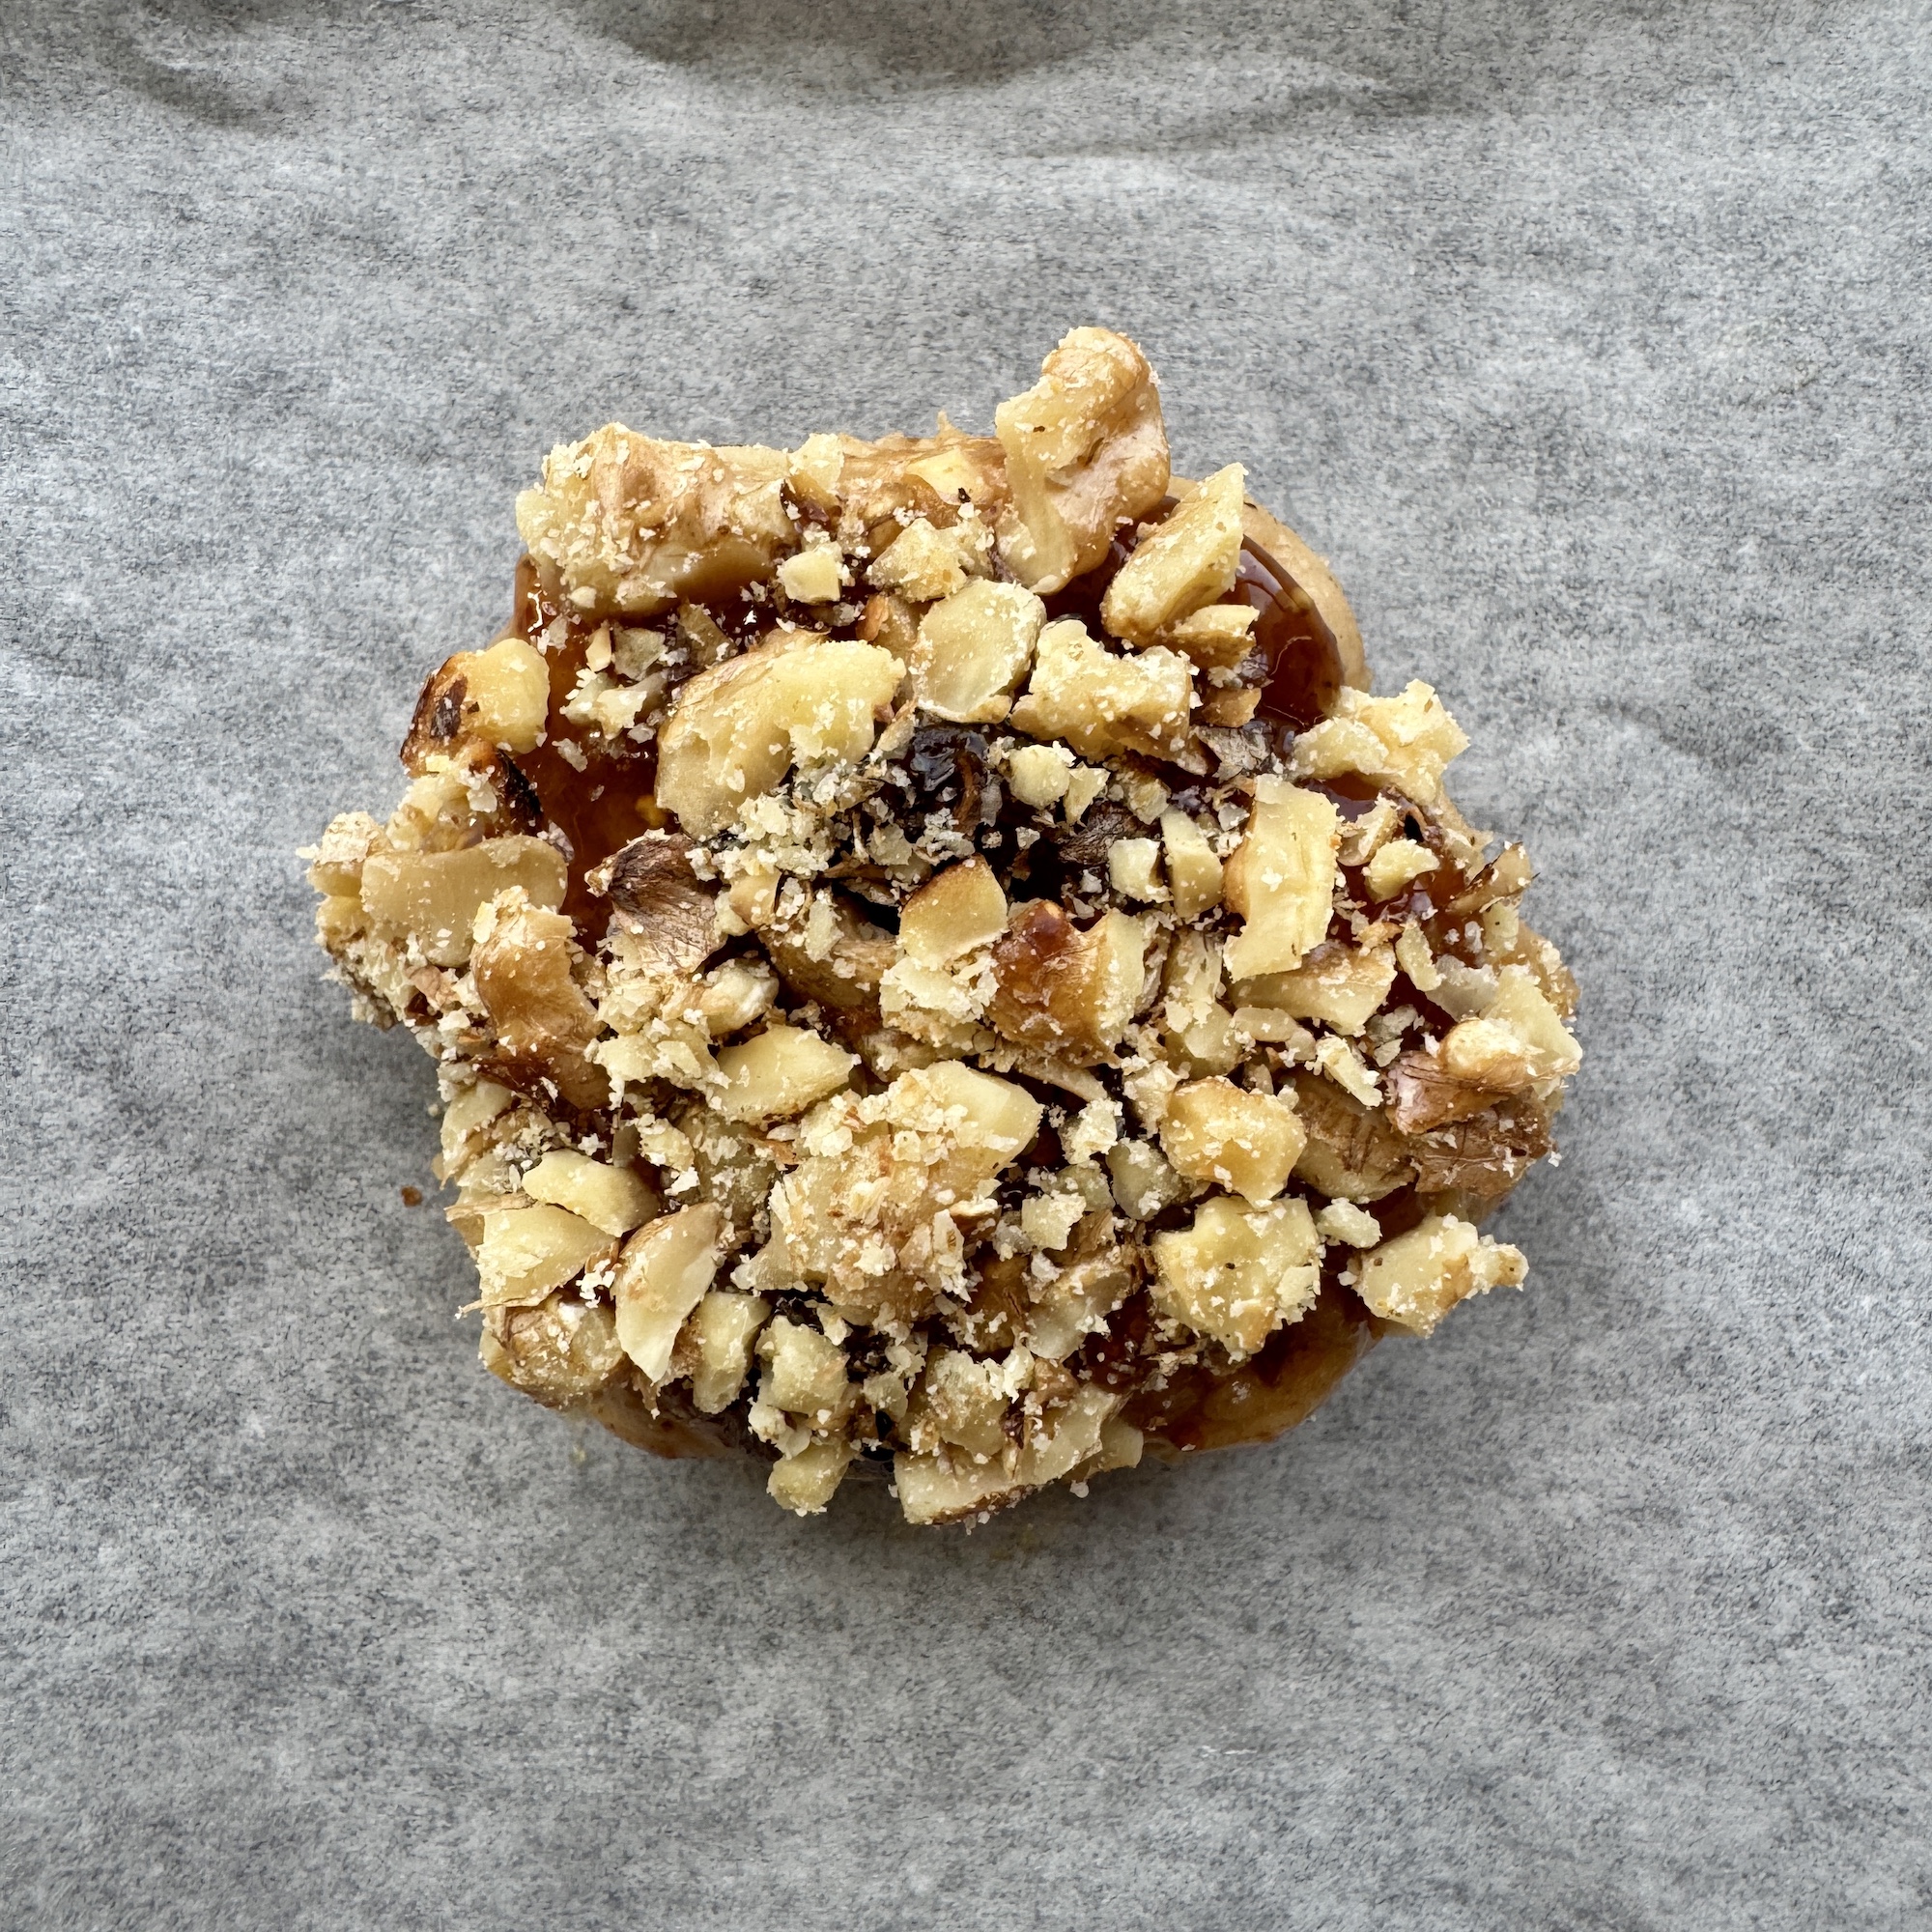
612 1204 723 1380
993 327 1170 594
1351 1214 1526 1337
1158 1077 1307 1206
516 432 795 618
912 580 1045 724
1009 618 1195 763
1151 1195 1321 1359
1223 778 1341 980
1101 464 1247 648
656 631 902 836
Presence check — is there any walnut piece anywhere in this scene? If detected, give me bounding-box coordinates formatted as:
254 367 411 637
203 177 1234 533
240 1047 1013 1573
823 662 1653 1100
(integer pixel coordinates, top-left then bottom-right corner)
713 1024 857 1124
987 903 1147 1061
994 327 1170 594
1222 778 1341 980
516 431 795 618
1100 464 1246 648
912 580 1046 723
1351 1214 1526 1336
1151 1196 1321 1359
1009 619 1194 762
656 632 902 836
612 1204 723 1380
1157 1076 1307 1206
359 837 567 969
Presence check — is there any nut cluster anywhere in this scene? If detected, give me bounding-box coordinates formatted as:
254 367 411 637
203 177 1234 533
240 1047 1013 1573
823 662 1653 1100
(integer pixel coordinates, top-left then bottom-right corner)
304 327 1579 1523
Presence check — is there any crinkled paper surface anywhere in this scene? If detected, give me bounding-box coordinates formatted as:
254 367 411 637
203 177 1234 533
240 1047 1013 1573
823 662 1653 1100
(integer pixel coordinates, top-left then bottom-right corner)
4 3 1928 1925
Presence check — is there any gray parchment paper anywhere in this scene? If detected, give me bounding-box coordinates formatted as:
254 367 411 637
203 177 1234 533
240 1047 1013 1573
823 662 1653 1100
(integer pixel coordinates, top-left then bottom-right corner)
4 4 1929 1926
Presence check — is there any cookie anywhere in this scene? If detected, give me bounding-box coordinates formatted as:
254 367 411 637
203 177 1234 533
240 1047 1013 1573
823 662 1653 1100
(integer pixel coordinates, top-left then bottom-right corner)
303 327 1580 1523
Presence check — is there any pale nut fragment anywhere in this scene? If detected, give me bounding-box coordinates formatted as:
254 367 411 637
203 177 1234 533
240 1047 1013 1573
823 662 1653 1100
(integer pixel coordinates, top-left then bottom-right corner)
1222 778 1341 980
761 1061 1042 1323
1150 1195 1321 1359
1229 1007 1317 1054
1101 463 1246 646
1157 1076 1307 1206
1351 1213 1526 1337
1062 1097 1121 1164
786 432 845 511
438 1077 513 1173
1432 966 1581 1098
470 889 609 1111
1314 1035 1381 1107
1159 808 1225 921
1293 682 1469 806
1430 954 1502 1021
776 542 846 604
302 810 383 896
894 1384 1121 1524
1161 603 1259 670
1485 965 1584 1078
713 1024 857 1124
515 430 795 618
481 1293 626 1405
1063 764 1108 822
655 631 902 837
683 1292 772 1413
1107 838 1164 902
1315 1200 1382 1247
912 579 1046 723
611 1202 723 1380
1394 919 1442 992
867 516 988 602
1234 942 1397 1037
758 1316 852 1419
903 439 1008 507
905 1060 1043 1172
1338 799 1402 869
854 591 919 662
837 428 1009 530
359 836 567 968
437 639 552 753
762 896 896 1012
1363 838 1438 902
1006 742 1073 810
522 1150 660 1236
993 327 1171 594
1023 1250 1132 1361
897 858 1009 968
923 1348 1012 1460
878 955 990 1053
1009 619 1194 763
693 956 780 1037
1106 1138 1189 1221
986 904 1147 1062
1020 1189 1087 1252
475 1204 616 1310
768 1438 856 1515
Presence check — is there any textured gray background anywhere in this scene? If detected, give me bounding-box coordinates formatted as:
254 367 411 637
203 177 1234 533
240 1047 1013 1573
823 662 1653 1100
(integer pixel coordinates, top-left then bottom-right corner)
4 2 1929 1926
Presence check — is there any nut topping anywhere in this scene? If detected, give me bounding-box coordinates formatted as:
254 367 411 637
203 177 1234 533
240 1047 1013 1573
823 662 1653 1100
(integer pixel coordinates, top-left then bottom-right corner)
306 327 1578 1524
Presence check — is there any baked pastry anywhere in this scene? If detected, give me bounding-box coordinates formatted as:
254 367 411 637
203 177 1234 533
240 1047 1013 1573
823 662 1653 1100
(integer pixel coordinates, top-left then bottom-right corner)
303 327 1579 1523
